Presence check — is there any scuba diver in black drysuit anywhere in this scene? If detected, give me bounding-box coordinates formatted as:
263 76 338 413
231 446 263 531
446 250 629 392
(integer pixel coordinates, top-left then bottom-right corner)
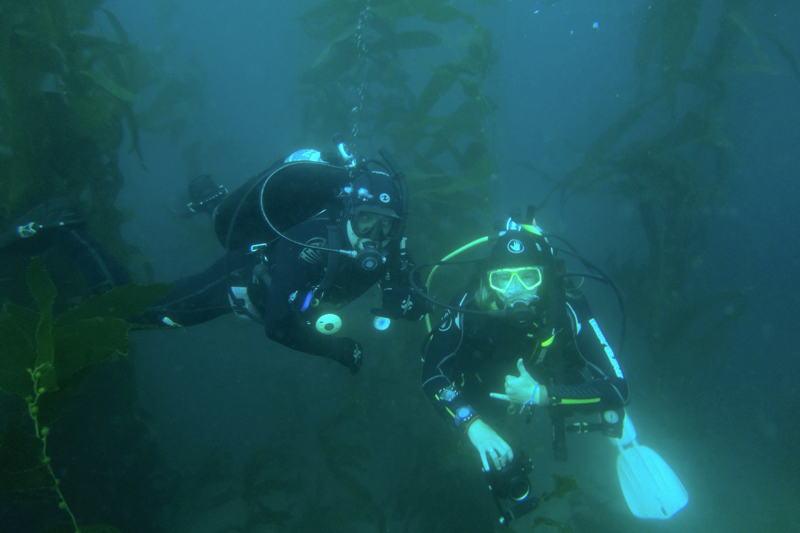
0 143 426 374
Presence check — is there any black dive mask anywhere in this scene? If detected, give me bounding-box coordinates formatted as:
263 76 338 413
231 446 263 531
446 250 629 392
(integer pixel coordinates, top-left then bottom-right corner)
351 209 401 241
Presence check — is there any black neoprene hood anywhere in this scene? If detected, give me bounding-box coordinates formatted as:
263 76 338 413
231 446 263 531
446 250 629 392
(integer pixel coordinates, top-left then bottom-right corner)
484 231 555 272
347 170 402 218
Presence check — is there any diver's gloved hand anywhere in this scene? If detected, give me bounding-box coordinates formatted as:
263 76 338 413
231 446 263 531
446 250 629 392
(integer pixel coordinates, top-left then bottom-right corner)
0 198 83 249
490 359 548 406
466 418 514 472
371 280 427 320
328 338 363 375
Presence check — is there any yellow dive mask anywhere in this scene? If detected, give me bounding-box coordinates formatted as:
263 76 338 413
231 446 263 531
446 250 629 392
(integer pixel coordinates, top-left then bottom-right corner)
487 267 542 292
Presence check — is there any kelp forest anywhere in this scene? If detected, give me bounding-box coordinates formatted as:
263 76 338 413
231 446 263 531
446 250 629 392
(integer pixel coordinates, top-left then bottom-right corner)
0 0 187 531
0 0 797 532
297 0 796 389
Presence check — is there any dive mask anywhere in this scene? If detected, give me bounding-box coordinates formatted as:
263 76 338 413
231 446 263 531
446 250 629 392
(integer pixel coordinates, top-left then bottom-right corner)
350 207 402 241
488 267 542 293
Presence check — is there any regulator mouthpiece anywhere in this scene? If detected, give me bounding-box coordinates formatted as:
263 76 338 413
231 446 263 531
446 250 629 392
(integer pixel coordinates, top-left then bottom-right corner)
357 244 384 271
506 302 536 329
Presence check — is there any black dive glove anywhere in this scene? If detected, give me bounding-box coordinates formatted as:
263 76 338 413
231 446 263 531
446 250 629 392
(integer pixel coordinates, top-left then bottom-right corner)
371 239 428 321
327 338 363 375
371 279 427 321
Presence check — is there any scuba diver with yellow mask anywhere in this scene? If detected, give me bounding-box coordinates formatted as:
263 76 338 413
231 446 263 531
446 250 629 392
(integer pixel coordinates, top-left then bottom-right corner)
417 216 630 521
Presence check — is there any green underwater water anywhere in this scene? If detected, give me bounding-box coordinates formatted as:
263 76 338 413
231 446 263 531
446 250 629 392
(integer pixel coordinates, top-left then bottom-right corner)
1 0 799 531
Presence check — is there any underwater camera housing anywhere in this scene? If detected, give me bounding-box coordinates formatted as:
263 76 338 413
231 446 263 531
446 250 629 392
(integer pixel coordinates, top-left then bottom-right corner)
484 450 540 524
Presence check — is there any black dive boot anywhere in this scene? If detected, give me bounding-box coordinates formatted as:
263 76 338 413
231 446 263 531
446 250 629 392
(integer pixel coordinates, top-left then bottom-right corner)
0 198 83 250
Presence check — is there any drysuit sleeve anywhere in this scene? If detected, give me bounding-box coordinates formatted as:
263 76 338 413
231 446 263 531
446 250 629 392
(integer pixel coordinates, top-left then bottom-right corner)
421 295 476 430
547 296 630 410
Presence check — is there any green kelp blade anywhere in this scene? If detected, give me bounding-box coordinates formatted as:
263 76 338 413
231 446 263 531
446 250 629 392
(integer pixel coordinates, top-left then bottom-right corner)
0 427 55 492
81 69 139 102
68 92 125 156
0 463 54 494
298 37 360 86
459 26 496 79
101 8 130 45
0 304 39 398
53 316 132 383
120 97 147 165
413 64 459 119
54 282 172 328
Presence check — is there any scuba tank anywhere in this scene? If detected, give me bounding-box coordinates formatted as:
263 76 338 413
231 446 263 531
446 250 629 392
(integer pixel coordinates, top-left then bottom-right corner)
213 157 352 251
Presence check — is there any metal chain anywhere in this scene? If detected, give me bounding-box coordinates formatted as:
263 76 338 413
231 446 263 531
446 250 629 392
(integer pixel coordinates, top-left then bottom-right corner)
350 1 370 148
